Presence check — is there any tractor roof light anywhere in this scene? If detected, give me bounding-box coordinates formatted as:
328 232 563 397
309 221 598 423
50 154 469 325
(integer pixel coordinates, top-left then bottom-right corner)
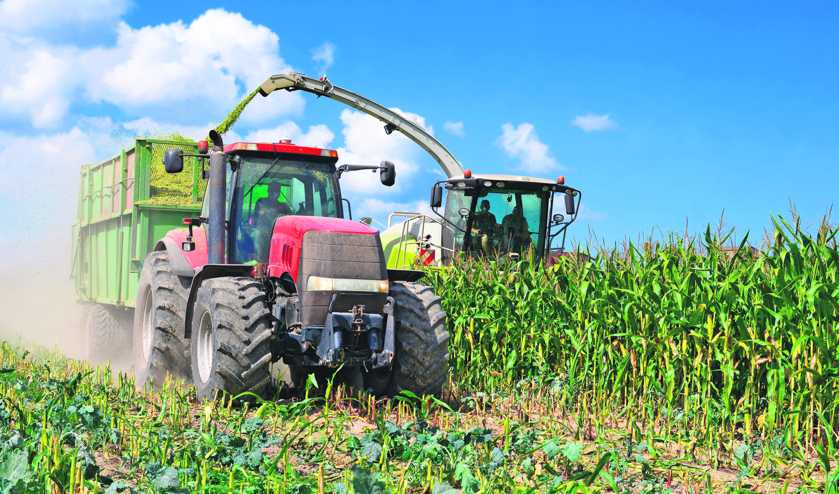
483 181 492 187
198 140 209 153
463 169 472 178
557 176 565 184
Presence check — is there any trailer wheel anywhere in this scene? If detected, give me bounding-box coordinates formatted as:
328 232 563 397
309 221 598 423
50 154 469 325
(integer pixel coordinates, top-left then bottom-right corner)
190 277 273 403
387 281 450 398
133 251 191 387
83 304 129 364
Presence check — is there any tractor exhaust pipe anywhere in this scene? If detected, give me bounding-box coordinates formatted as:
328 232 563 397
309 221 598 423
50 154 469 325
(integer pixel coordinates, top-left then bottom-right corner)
208 131 226 264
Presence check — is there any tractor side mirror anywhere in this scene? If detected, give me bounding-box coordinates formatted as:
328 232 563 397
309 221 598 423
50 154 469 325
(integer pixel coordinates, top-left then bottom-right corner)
380 161 395 186
430 185 443 208
565 193 576 215
163 148 184 173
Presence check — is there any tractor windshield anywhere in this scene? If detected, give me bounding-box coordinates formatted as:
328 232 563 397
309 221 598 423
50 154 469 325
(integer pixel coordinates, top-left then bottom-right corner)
231 157 339 263
444 186 548 258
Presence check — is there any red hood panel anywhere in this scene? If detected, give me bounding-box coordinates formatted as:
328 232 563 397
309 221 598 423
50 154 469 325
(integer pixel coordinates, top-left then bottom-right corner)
267 216 378 281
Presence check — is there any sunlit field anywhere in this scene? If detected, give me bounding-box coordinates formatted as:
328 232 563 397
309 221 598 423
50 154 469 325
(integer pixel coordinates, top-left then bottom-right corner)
1 216 837 493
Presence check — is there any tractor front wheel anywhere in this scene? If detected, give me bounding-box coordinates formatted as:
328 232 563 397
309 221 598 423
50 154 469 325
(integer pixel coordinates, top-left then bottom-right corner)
362 281 449 398
190 277 274 403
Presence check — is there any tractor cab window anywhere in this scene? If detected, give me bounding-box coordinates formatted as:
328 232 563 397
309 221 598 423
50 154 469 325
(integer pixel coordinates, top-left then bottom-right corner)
231 157 339 263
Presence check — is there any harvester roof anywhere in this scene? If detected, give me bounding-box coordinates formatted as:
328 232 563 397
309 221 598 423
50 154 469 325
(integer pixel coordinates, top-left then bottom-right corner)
444 172 577 194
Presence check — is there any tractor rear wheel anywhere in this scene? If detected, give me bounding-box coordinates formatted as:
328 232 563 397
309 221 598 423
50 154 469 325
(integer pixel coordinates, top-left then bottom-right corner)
190 277 273 403
365 281 449 398
133 251 191 387
83 304 129 364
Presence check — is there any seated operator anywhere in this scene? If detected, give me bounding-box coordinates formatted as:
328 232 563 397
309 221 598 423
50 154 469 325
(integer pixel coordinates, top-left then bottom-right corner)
471 199 498 256
251 182 291 261
500 205 531 254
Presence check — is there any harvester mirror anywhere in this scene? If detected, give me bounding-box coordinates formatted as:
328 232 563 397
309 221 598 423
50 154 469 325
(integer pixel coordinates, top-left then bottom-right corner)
163 148 184 173
182 241 196 252
553 213 565 223
380 161 395 186
564 193 576 215
458 208 469 217
430 185 443 208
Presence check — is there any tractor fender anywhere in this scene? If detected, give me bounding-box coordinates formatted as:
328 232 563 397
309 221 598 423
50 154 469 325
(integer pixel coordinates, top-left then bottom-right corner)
154 237 196 277
154 227 209 277
183 264 255 339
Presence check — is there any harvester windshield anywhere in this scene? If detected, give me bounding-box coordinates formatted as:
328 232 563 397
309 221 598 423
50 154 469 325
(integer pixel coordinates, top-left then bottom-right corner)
443 186 548 257
225 157 340 263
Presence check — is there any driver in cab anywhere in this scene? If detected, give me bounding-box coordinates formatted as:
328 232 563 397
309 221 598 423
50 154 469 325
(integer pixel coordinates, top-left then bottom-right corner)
251 182 291 261
501 205 531 253
471 199 498 256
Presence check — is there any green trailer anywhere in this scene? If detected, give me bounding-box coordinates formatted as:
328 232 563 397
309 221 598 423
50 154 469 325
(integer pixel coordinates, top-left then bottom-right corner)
71 137 205 362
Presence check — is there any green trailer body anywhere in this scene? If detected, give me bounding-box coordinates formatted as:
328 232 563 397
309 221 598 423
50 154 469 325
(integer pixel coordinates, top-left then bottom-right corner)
71 138 205 310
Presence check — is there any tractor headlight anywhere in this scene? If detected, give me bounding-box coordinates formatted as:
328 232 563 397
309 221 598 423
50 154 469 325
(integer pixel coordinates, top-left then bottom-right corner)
307 276 389 293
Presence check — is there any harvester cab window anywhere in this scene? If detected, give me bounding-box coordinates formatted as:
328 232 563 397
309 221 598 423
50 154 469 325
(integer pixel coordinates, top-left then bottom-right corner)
230 157 340 264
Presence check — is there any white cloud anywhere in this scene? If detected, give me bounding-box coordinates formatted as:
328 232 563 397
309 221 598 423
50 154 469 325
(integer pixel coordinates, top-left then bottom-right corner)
577 203 607 221
0 0 131 34
571 113 619 132
443 121 465 137
336 108 433 196
312 42 336 73
0 9 304 128
245 122 334 149
495 122 562 174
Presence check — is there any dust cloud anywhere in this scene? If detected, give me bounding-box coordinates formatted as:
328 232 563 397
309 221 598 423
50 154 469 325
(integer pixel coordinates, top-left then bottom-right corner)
0 129 135 369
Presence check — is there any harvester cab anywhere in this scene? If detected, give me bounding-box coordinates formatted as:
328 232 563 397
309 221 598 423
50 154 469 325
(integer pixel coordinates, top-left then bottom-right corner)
422 172 581 265
136 129 449 402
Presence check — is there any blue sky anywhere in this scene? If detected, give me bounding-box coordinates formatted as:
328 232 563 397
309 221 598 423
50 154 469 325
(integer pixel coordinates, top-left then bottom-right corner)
0 0 837 267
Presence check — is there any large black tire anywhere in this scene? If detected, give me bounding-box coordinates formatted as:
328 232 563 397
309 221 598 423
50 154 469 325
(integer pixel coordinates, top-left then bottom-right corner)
83 304 130 364
190 277 273 402
362 282 449 397
133 251 191 387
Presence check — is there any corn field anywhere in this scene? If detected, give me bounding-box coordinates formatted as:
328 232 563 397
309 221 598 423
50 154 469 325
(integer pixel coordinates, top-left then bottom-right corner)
429 216 839 457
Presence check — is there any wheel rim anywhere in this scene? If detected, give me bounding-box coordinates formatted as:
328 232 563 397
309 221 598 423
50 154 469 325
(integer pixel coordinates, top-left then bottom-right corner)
196 311 214 384
141 288 154 363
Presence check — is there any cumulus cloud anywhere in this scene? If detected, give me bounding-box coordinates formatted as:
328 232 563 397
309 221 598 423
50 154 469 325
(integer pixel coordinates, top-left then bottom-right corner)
0 0 131 34
245 122 334 149
571 113 619 132
443 121 465 137
0 9 304 129
312 42 336 73
336 108 433 196
495 122 562 174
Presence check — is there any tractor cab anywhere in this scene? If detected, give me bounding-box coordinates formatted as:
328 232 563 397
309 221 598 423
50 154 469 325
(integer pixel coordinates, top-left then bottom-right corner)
428 171 581 263
174 138 393 265
213 141 343 264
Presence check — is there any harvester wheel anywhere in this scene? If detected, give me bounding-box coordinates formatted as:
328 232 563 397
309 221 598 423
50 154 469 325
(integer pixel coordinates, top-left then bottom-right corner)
382 281 449 398
83 304 129 364
133 251 191 387
190 277 273 403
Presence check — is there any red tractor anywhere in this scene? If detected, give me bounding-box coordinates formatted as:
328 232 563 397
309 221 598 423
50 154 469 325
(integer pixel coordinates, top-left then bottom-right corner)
133 131 448 401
